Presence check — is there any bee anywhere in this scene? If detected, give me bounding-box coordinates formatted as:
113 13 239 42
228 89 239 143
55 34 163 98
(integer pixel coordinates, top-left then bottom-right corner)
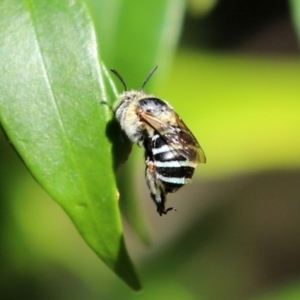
111 66 206 216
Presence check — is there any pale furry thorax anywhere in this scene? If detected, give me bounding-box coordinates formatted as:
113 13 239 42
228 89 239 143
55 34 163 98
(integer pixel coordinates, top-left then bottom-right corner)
113 90 175 145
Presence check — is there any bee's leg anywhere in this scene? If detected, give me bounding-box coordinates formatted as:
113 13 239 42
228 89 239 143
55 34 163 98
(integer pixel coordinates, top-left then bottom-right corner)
145 160 176 216
154 192 176 216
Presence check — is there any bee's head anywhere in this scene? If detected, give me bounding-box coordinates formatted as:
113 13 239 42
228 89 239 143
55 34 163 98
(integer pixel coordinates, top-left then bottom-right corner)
112 90 143 114
111 66 158 116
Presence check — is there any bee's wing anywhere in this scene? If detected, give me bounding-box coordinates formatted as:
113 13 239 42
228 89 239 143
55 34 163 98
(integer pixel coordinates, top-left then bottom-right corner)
139 111 206 164
176 116 206 164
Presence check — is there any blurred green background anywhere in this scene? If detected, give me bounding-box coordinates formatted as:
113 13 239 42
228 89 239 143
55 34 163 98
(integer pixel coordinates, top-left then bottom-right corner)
1 0 300 299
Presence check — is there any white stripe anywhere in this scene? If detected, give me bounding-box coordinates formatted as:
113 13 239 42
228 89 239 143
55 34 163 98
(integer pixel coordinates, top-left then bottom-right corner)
154 160 180 167
152 144 183 155
157 174 187 184
152 134 160 141
154 160 197 168
152 145 171 154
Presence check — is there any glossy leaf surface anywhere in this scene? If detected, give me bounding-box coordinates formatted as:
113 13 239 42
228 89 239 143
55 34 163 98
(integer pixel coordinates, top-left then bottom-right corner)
0 0 140 290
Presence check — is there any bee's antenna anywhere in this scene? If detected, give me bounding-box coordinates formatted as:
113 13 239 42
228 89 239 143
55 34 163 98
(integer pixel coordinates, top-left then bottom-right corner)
141 66 158 90
110 68 127 91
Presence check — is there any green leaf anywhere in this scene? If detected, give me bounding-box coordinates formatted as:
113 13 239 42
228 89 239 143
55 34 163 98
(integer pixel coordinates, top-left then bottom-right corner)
88 0 185 81
0 0 140 290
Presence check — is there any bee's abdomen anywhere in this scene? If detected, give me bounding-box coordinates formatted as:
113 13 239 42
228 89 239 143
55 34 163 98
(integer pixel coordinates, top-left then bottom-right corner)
151 134 196 193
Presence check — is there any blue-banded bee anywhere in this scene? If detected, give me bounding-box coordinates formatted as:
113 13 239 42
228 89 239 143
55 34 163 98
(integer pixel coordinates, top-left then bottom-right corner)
111 66 206 216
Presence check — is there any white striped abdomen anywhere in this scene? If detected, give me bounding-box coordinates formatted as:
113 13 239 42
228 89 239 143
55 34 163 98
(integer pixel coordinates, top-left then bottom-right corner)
151 134 196 193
